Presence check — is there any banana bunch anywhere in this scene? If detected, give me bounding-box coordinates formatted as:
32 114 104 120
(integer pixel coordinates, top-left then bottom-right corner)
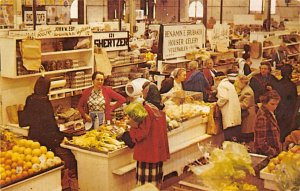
65 129 125 153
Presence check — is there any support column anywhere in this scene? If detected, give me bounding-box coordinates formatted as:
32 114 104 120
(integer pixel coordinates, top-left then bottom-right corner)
14 0 23 29
129 0 135 36
203 0 207 28
220 0 223 24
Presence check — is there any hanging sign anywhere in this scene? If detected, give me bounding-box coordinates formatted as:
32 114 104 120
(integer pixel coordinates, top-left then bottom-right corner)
211 23 230 51
93 31 129 51
24 11 47 25
162 24 205 59
35 25 91 38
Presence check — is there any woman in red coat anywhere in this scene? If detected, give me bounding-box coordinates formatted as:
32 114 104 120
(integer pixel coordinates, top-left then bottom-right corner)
78 71 126 127
129 82 170 187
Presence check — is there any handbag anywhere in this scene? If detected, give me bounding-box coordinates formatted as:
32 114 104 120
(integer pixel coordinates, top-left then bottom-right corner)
18 110 29 127
20 39 42 71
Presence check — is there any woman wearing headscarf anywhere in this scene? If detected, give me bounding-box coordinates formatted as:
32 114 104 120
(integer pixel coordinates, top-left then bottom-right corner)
275 64 297 142
235 75 256 143
19 76 63 151
184 61 210 100
127 82 170 187
159 68 186 94
249 62 278 103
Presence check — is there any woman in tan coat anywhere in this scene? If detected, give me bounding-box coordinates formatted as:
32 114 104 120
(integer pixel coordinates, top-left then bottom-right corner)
235 75 256 143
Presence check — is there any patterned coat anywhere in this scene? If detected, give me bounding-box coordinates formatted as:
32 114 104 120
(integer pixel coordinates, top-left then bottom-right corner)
254 106 282 157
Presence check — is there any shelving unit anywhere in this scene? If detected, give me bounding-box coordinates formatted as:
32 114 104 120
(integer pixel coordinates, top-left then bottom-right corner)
250 30 300 68
0 25 94 126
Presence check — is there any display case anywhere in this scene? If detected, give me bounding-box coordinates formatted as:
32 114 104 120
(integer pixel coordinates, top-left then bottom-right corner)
162 91 210 129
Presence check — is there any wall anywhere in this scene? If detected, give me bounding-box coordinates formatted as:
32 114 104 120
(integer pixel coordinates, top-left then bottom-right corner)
84 0 300 24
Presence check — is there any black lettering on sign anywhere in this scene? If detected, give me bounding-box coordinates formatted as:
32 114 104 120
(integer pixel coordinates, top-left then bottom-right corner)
94 38 129 48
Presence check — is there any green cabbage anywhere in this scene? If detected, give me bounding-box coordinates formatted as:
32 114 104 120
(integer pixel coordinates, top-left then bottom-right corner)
124 102 148 122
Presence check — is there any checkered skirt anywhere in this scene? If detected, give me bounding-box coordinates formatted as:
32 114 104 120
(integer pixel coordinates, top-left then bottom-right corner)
136 161 163 186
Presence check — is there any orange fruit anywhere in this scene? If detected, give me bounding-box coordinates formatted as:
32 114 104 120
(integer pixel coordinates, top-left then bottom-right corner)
0 179 6 186
11 162 17 169
22 170 29 178
16 173 22 180
10 174 17 182
5 159 12 166
5 177 11 183
4 165 11 171
28 169 34 175
5 170 12 178
11 169 16 175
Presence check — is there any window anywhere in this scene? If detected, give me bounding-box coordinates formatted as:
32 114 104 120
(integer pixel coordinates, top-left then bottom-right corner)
249 0 276 14
188 0 203 18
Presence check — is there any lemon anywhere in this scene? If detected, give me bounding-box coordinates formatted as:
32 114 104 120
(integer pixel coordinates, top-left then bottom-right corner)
32 149 42 157
40 146 47 154
46 151 55 159
23 148 32 155
31 142 40 149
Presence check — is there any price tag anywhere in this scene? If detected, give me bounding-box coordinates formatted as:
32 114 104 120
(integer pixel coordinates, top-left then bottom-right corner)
16 166 23 174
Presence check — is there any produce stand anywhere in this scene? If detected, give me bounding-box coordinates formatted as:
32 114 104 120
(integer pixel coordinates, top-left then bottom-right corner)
177 153 270 191
1 164 64 191
61 116 215 191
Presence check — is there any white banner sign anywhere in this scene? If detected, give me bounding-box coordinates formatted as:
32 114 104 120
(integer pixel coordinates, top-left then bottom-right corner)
162 24 205 59
93 31 129 51
35 25 91 38
211 23 230 51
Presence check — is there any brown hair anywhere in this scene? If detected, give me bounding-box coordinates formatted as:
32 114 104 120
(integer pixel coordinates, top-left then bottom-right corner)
260 62 272 72
260 90 281 104
92 71 105 80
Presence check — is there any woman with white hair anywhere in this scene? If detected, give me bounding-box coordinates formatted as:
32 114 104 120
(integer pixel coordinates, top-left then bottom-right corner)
235 75 256 143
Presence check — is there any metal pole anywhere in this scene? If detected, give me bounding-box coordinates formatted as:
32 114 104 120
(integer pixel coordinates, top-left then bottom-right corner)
119 0 122 31
220 0 223 24
267 0 271 31
178 0 180 22
203 0 207 28
33 0 37 30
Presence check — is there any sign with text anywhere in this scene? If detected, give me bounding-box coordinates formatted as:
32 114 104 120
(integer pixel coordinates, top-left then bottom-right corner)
93 31 129 51
35 25 91 38
24 11 47 25
211 23 230 52
162 24 205 59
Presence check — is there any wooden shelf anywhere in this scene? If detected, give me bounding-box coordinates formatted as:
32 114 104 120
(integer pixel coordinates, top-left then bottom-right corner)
15 66 92 79
111 85 126 89
262 45 280 50
262 59 272 62
41 48 93 56
286 42 300 46
288 52 300 57
49 85 92 100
